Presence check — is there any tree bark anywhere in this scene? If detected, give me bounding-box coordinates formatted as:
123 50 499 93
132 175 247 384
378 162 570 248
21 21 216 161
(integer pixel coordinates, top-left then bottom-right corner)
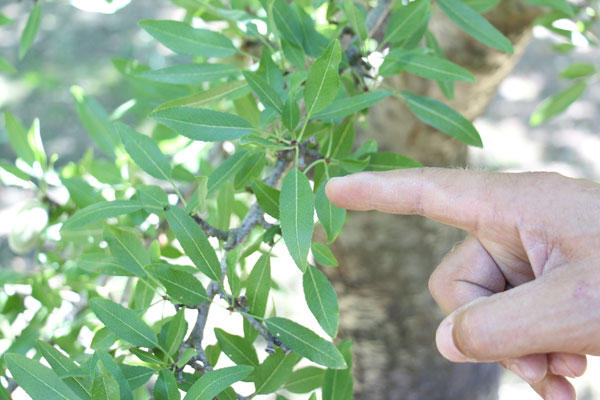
326 3 543 399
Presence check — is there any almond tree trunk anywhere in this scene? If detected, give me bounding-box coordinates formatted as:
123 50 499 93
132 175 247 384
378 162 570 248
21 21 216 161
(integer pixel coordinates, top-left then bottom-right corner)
326 3 542 399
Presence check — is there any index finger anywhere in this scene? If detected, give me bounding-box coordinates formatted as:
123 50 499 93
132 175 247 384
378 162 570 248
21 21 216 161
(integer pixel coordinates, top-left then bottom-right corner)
325 168 517 233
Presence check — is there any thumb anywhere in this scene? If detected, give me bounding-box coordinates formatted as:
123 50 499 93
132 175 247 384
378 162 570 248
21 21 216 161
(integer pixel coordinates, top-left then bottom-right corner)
435 266 599 362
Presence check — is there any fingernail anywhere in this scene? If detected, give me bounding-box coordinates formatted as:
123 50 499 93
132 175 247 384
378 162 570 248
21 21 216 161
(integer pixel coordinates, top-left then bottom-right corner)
435 316 473 362
508 361 539 384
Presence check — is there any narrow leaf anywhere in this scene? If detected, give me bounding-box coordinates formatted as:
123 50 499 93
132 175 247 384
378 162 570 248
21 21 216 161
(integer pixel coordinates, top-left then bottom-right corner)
253 349 301 395
207 150 250 195
154 370 180 400
155 81 249 111
382 53 475 82
4 111 36 166
117 123 172 181
36 341 91 399
147 263 210 306
303 266 339 338
89 298 158 348
138 64 238 85
5 353 79 400
139 20 236 58
91 363 120 400
322 341 353 400
559 63 596 79
304 40 342 117
344 0 368 41
104 227 149 277
311 242 338 267
243 71 284 114
285 366 325 394
384 0 430 43
151 107 253 142
264 318 346 369
530 81 587 126
62 200 144 231
251 180 280 219
19 4 41 59
400 91 483 147
215 329 259 367
183 366 254 400
367 152 423 171
282 92 300 131
280 169 314 272
272 0 303 46
0 57 17 73
315 181 345 244
313 91 391 121
164 206 221 281
244 253 271 342
438 0 514 53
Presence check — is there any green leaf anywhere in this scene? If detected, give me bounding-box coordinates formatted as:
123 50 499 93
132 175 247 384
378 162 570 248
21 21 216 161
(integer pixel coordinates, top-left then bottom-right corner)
0 13 13 25
207 150 250 195
4 111 36 166
303 265 339 338
253 349 301 395
264 318 346 369
19 4 41 59
154 370 180 400
121 364 154 390
0 57 17 73
71 86 120 159
530 81 587 126
234 151 266 190
138 64 238 85
139 20 236 58
523 0 574 16
5 353 79 400
243 253 271 342
285 366 325 394
215 182 235 230
155 81 249 111
322 340 353 400
282 92 300 132
183 366 254 400
311 243 338 267
559 63 596 79
437 0 514 53
315 181 345 244
367 152 423 171
257 48 284 94
89 298 158 348
176 349 198 369
243 71 284 114
400 91 483 147
36 341 91 399
164 310 188 359
425 31 455 100
77 251 134 277
313 91 391 121
460 0 500 13
147 263 210 306
186 177 209 214
344 0 368 41
130 348 166 366
91 363 120 400
89 353 133 400
61 200 144 231
272 0 303 46
384 0 430 43
383 53 474 82
150 107 253 142
304 40 342 117
164 206 221 281
281 40 305 68
215 328 259 367
251 180 280 219
280 168 315 272
104 227 149 277
321 120 354 159
117 123 172 182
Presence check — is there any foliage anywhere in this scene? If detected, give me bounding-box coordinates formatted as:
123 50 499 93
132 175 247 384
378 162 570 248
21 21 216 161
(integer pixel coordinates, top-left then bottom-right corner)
0 0 596 399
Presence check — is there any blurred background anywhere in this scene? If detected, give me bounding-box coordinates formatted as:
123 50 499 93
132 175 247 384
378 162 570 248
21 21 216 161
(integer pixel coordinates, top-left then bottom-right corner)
0 0 599 399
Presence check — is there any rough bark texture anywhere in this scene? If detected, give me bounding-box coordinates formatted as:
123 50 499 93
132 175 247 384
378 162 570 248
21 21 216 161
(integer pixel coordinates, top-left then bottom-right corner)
325 2 543 399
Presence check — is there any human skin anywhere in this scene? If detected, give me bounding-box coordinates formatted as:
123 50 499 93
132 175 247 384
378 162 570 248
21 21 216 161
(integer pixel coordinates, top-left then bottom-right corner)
326 168 600 400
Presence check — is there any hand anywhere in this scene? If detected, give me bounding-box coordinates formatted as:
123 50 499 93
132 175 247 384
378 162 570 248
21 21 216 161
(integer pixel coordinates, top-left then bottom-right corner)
326 168 600 400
